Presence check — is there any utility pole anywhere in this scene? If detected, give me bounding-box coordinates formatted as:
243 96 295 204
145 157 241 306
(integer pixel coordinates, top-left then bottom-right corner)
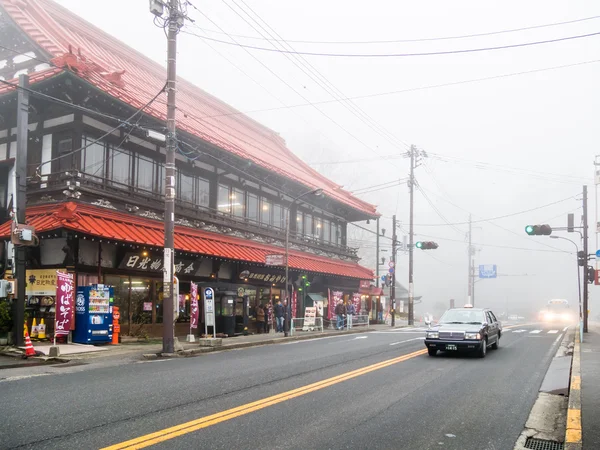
159 0 182 354
467 214 473 306
376 217 380 289
13 74 29 348
583 185 589 333
391 215 397 327
408 145 416 326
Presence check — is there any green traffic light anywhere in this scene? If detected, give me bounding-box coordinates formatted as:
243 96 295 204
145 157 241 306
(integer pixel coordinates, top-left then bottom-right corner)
525 225 534 235
416 241 423 249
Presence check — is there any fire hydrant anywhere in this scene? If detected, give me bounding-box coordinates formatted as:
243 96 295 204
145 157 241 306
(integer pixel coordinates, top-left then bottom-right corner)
112 306 120 345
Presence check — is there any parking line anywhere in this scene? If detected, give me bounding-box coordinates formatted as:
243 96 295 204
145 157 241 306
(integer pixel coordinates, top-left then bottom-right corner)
548 330 559 334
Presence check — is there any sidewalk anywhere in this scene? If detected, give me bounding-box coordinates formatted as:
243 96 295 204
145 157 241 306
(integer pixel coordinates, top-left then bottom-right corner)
0 321 420 366
580 322 600 449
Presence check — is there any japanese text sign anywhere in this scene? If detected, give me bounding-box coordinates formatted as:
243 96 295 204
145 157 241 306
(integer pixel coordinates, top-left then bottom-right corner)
55 271 74 335
190 282 199 329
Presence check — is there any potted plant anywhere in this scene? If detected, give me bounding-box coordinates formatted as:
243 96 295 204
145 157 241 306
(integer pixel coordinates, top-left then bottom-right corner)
0 300 13 346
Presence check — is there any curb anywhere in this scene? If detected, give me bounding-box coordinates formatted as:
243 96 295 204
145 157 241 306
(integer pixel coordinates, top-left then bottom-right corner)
565 332 582 450
143 326 383 359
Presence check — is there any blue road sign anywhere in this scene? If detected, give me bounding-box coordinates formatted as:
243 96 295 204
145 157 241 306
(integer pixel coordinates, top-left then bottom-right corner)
596 249 600 258
388 267 395 274
381 275 387 282
479 264 497 279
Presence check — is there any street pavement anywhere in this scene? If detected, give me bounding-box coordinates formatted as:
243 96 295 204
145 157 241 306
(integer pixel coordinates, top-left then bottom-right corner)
581 321 600 449
0 322 570 449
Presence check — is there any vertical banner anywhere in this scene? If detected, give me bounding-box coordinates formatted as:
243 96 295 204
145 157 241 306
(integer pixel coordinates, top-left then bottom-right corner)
291 287 297 319
327 289 333 320
190 282 199 329
55 271 74 336
352 293 361 314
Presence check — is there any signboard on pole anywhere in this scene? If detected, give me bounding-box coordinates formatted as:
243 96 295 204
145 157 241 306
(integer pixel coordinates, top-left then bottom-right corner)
204 287 216 338
265 254 285 266
304 307 316 327
55 271 74 336
479 264 497 279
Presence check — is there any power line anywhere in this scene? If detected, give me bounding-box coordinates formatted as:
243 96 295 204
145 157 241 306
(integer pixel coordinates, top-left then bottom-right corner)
176 58 600 120
416 232 569 253
188 14 600 45
183 29 600 58
414 195 578 226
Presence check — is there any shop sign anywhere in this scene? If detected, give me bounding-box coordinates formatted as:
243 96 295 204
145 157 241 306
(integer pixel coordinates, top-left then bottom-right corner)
237 287 257 297
55 271 74 335
265 254 285 266
26 269 65 296
359 280 371 289
327 290 343 320
304 307 316 327
143 302 153 311
204 287 216 338
239 269 286 284
118 252 198 275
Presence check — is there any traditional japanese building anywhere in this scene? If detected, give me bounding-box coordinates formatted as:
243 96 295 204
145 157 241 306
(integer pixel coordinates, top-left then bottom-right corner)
0 0 378 337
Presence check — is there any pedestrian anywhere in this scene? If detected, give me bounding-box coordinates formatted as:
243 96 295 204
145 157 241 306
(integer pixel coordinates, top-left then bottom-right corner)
275 299 285 332
264 301 272 334
346 300 355 329
256 304 265 333
335 300 345 330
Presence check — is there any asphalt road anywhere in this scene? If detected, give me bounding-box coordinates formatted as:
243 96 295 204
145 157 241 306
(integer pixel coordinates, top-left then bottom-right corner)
0 322 568 450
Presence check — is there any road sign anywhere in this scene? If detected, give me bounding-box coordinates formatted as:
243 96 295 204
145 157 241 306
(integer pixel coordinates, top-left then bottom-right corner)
595 249 600 258
388 267 395 274
388 261 395 268
479 265 497 279
204 287 216 338
381 275 386 282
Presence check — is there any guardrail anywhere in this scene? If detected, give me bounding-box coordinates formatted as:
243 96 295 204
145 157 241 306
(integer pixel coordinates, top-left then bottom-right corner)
290 317 324 335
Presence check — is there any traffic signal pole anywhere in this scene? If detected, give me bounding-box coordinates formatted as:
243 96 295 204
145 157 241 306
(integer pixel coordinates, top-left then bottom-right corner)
391 215 396 327
408 145 415 326
467 214 473 306
583 185 589 333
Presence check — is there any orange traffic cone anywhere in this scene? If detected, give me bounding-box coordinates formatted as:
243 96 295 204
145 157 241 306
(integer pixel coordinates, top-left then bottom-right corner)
24 331 36 357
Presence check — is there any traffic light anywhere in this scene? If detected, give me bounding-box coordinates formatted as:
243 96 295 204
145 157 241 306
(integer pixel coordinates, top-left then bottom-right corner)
415 241 439 250
525 224 552 236
578 251 586 267
587 266 596 284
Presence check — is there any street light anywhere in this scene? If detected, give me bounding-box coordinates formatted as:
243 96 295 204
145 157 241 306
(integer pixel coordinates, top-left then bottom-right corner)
550 235 583 343
284 188 324 336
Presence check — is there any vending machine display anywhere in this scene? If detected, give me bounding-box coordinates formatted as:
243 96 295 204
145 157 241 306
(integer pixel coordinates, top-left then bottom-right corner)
73 284 113 344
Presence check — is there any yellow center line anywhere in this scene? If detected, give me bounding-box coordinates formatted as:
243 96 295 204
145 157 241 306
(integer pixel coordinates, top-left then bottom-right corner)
102 348 428 450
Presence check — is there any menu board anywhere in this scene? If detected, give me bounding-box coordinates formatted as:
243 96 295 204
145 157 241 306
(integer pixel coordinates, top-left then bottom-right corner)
89 287 110 314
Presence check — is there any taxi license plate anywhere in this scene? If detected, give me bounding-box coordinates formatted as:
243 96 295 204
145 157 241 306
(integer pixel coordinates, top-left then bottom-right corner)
446 344 457 351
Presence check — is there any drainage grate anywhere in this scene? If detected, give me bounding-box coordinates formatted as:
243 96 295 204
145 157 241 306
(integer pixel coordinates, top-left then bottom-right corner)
524 437 564 450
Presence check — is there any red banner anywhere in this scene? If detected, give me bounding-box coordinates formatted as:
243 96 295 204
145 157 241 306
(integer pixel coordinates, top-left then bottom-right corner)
291 288 297 319
190 282 199 329
352 293 361 314
55 271 74 336
328 290 343 320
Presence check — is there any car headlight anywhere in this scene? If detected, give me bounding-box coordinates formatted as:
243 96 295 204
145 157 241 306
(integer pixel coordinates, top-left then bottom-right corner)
426 331 439 339
464 332 481 340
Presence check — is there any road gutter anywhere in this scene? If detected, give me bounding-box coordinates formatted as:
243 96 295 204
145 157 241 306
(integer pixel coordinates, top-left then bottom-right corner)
564 332 582 450
513 329 574 450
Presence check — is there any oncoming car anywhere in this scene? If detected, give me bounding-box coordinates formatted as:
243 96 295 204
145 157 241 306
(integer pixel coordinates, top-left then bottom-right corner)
538 299 575 324
424 306 502 358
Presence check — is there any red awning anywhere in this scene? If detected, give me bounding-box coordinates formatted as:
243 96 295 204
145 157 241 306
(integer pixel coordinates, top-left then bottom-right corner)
0 203 373 280
359 286 384 296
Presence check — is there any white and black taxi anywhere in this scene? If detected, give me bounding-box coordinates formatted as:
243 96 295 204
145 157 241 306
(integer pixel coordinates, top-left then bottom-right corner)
424 305 502 358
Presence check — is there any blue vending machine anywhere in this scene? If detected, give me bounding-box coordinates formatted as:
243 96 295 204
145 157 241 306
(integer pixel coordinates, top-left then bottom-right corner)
74 284 113 344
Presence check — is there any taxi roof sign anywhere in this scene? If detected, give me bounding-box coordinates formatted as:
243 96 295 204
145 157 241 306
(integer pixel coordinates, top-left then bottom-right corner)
464 303 473 308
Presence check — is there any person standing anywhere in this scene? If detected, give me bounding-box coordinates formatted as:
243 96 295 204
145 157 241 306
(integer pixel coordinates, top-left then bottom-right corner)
335 300 345 330
346 300 355 329
275 299 285 332
256 304 265 334
265 301 272 334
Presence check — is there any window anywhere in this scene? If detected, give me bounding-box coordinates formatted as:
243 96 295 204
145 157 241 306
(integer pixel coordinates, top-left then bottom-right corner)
81 136 106 178
57 137 74 172
246 193 258 222
197 177 210 207
323 219 331 243
335 223 342 245
157 164 165 194
273 204 283 229
109 146 131 187
315 218 324 240
260 197 272 225
136 155 155 191
179 172 195 203
232 188 245 217
296 211 303 235
304 214 313 237
218 184 231 213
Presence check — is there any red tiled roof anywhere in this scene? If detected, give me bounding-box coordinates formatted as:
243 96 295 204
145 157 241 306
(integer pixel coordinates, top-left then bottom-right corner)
0 202 374 280
0 0 378 217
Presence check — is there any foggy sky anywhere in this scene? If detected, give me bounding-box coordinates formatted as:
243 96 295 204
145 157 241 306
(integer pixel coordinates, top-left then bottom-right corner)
54 0 600 318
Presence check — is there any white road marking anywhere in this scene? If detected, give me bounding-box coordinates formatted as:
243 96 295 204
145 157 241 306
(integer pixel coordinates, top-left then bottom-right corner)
548 330 558 334
389 337 424 346
530 330 542 334
0 373 51 383
372 330 425 334
512 330 527 333
563 326 569 331
553 334 563 345
352 336 368 340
